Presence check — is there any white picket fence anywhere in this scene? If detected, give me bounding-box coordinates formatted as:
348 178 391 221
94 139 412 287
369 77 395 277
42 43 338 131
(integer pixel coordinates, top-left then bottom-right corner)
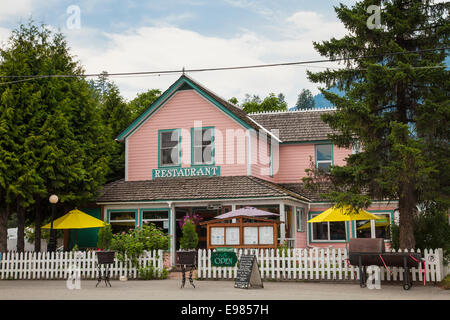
0 250 164 280
198 248 445 283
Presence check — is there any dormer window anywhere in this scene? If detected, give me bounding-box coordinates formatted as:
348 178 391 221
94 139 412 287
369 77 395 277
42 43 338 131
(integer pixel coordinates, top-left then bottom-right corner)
191 127 214 165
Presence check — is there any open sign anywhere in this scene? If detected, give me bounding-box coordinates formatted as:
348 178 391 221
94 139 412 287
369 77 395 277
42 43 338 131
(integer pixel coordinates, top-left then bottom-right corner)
211 251 238 267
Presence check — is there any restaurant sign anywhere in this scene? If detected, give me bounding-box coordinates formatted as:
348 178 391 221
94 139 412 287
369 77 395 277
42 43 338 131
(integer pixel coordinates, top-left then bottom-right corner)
152 166 221 179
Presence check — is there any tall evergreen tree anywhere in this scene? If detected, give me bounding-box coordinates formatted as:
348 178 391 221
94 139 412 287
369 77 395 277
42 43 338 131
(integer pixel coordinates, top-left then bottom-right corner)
90 77 162 183
0 22 111 252
90 78 131 182
295 89 316 110
306 0 449 248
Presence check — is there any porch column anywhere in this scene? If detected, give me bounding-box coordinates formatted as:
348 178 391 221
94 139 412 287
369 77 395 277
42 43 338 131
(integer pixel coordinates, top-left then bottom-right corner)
279 203 286 243
169 202 176 266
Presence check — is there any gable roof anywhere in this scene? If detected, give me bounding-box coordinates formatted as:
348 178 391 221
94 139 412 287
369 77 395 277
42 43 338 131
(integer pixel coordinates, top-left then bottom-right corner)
116 74 263 142
116 74 337 143
248 109 337 143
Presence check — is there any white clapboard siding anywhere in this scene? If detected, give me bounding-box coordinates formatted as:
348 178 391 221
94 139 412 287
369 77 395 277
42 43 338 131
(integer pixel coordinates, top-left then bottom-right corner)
196 247 444 283
0 250 163 280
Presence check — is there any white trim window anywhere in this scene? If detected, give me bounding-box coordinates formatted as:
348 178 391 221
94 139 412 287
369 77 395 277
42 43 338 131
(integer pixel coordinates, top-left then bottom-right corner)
192 127 214 165
296 207 306 232
316 144 333 172
108 211 136 234
352 141 362 154
142 210 169 231
355 212 392 240
310 213 346 241
160 130 180 167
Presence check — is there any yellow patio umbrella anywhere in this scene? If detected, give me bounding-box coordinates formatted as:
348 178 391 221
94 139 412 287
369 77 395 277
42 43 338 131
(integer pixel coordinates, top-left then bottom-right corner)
308 205 382 223
357 219 390 230
307 205 382 245
42 208 107 248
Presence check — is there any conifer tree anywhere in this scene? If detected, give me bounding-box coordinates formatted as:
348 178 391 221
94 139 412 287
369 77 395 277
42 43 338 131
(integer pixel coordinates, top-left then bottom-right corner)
295 89 315 110
0 22 111 251
306 0 449 248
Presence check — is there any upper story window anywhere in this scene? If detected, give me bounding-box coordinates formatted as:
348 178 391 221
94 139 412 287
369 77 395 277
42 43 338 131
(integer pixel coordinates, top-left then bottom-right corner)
192 127 214 165
352 141 362 154
315 144 333 173
269 142 274 177
159 129 180 167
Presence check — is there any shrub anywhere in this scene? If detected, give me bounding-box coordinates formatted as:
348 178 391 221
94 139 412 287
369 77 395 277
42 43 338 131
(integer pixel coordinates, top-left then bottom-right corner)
278 240 290 256
97 224 113 250
138 263 169 280
179 219 198 250
110 223 170 268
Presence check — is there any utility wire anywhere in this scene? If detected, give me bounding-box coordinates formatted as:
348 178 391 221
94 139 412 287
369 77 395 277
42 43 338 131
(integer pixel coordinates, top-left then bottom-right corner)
0 46 448 85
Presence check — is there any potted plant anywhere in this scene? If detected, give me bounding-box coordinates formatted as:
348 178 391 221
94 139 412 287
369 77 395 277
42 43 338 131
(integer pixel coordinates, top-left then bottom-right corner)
96 224 116 264
176 218 199 266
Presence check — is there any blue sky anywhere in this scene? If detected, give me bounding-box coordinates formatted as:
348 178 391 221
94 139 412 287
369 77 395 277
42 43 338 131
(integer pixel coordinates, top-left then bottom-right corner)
0 1 446 106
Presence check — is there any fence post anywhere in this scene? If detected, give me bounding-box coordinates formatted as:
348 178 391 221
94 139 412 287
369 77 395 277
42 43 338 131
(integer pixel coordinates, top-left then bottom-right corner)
207 249 212 279
300 248 306 280
435 248 444 282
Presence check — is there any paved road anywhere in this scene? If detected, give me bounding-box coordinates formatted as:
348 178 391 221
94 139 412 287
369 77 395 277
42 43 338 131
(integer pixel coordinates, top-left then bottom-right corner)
0 279 448 300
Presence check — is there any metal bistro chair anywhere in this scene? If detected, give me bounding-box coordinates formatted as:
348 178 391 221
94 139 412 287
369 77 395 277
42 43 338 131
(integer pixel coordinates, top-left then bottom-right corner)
95 251 116 287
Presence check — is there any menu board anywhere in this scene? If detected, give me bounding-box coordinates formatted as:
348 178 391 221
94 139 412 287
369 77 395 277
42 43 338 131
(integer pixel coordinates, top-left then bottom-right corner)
226 227 240 245
210 227 224 245
234 255 263 289
244 227 258 245
259 226 274 245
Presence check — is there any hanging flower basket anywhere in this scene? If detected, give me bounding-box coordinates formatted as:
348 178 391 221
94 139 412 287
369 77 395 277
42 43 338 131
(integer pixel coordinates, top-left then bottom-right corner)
96 251 116 264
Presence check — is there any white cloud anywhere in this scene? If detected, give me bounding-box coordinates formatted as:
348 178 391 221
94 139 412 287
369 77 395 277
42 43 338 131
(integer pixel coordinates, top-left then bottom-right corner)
0 5 347 107
0 0 34 23
0 27 11 44
65 9 349 107
285 11 348 41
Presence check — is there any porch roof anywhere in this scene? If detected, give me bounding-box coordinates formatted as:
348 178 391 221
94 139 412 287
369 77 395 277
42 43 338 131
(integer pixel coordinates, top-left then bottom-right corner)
96 176 310 203
280 182 333 202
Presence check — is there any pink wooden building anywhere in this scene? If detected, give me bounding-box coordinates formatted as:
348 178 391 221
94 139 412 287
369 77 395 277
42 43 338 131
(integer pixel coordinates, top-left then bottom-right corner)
96 75 398 265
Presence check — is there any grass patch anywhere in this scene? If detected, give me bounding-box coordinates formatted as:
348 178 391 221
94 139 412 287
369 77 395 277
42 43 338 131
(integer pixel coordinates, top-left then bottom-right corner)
438 275 450 290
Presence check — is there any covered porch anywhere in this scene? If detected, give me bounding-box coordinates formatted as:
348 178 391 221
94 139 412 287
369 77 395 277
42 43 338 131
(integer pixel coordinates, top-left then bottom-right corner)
101 199 308 266
96 176 310 266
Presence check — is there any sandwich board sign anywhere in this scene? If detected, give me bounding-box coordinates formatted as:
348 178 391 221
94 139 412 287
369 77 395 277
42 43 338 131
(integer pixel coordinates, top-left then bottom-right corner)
234 254 263 289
